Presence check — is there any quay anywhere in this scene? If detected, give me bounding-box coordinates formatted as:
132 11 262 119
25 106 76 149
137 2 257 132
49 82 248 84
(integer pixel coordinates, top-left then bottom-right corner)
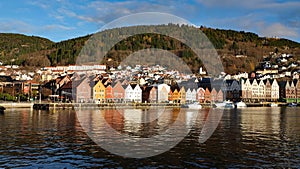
0 102 289 111
32 103 183 110
0 102 34 109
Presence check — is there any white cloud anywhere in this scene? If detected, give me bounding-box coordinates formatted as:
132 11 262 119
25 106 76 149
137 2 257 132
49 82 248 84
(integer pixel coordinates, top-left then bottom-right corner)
0 20 34 33
196 0 300 9
259 23 298 39
43 24 75 31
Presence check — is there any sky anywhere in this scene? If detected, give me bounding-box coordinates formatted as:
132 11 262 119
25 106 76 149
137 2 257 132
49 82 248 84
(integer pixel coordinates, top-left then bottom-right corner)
0 0 299 42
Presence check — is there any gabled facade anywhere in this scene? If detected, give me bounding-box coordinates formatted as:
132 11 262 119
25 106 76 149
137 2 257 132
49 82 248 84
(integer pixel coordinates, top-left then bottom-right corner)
93 80 106 103
105 85 114 102
149 86 157 103
204 88 211 103
132 84 142 103
125 84 133 102
73 77 92 103
217 90 223 102
241 78 252 101
258 80 265 101
271 79 279 101
211 88 218 102
286 80 297 103
113 81 125 103
157 84 170 103
264 79 272 101
179 87 186 104
296 80 300 103
186 88 192 103
191 89 197 102
172 89 180 103
197 87 205 103
251 79 259 100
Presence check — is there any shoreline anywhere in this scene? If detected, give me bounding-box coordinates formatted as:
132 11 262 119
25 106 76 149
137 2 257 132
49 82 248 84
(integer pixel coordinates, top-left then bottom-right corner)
0 102 292 110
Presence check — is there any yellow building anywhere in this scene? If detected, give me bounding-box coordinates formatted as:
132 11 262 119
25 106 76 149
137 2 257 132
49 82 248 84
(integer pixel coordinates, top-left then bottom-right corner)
179 87 186 104
93 80 106 103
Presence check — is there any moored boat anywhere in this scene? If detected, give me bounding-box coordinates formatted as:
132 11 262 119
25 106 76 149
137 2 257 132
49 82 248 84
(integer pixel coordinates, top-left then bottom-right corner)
214 100 234 109
287 102 297 107
235 101 247 108
0 106 5 114
187 102 202 109
269 103 278 107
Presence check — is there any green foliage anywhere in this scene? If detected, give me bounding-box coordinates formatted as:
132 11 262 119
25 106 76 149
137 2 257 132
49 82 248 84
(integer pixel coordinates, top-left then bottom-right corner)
0 93 16 101
0 33 53 64
0 25 300 75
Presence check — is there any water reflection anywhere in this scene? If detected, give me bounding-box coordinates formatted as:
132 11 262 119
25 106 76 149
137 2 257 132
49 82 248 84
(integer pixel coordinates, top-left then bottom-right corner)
0 107 299 168
76 108 201 158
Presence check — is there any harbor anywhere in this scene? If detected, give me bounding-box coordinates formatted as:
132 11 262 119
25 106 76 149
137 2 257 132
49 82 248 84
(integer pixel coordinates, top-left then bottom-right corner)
0 101 292 111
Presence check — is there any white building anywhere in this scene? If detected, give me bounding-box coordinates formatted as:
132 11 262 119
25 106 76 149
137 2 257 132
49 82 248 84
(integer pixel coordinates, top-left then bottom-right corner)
271 79 279 101
125 84 142 103
157 84 170 103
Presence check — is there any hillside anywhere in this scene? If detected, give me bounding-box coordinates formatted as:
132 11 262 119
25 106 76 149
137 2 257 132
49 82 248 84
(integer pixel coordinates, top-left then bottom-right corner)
0 33 54 66
1 25 300 74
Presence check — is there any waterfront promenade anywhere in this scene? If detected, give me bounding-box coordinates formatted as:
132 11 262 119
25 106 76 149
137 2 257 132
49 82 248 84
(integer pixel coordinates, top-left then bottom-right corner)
0 101 289 111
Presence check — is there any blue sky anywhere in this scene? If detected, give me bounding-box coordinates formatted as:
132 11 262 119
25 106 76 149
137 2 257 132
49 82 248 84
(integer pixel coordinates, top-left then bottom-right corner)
0 0 299 42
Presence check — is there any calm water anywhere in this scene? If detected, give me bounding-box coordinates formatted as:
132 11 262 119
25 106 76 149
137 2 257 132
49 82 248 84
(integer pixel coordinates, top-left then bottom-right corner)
0 107 299 168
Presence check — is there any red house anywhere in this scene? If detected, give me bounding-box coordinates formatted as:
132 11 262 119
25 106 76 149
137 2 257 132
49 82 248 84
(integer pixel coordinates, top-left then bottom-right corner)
204 88 211 103
112 81 125 103
105 85 114 103
149 87 157 103
197 87 205 103
217 90 223 102
211 88 218 102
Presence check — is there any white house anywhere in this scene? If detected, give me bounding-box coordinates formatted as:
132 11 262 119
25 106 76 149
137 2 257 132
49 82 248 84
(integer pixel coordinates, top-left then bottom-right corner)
186 88 193 103
258 80 265 100
271 79 279 101
125 84 142 103
186 88 197 103
133 84 142 103
241 78 252 101
157 84 170 103
191 89 197 102
251 79 259 100
124 84 133 102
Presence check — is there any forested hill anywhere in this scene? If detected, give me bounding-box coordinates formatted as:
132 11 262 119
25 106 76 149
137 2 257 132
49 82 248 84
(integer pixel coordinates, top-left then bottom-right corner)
1 24 300 74
0 33 54 65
